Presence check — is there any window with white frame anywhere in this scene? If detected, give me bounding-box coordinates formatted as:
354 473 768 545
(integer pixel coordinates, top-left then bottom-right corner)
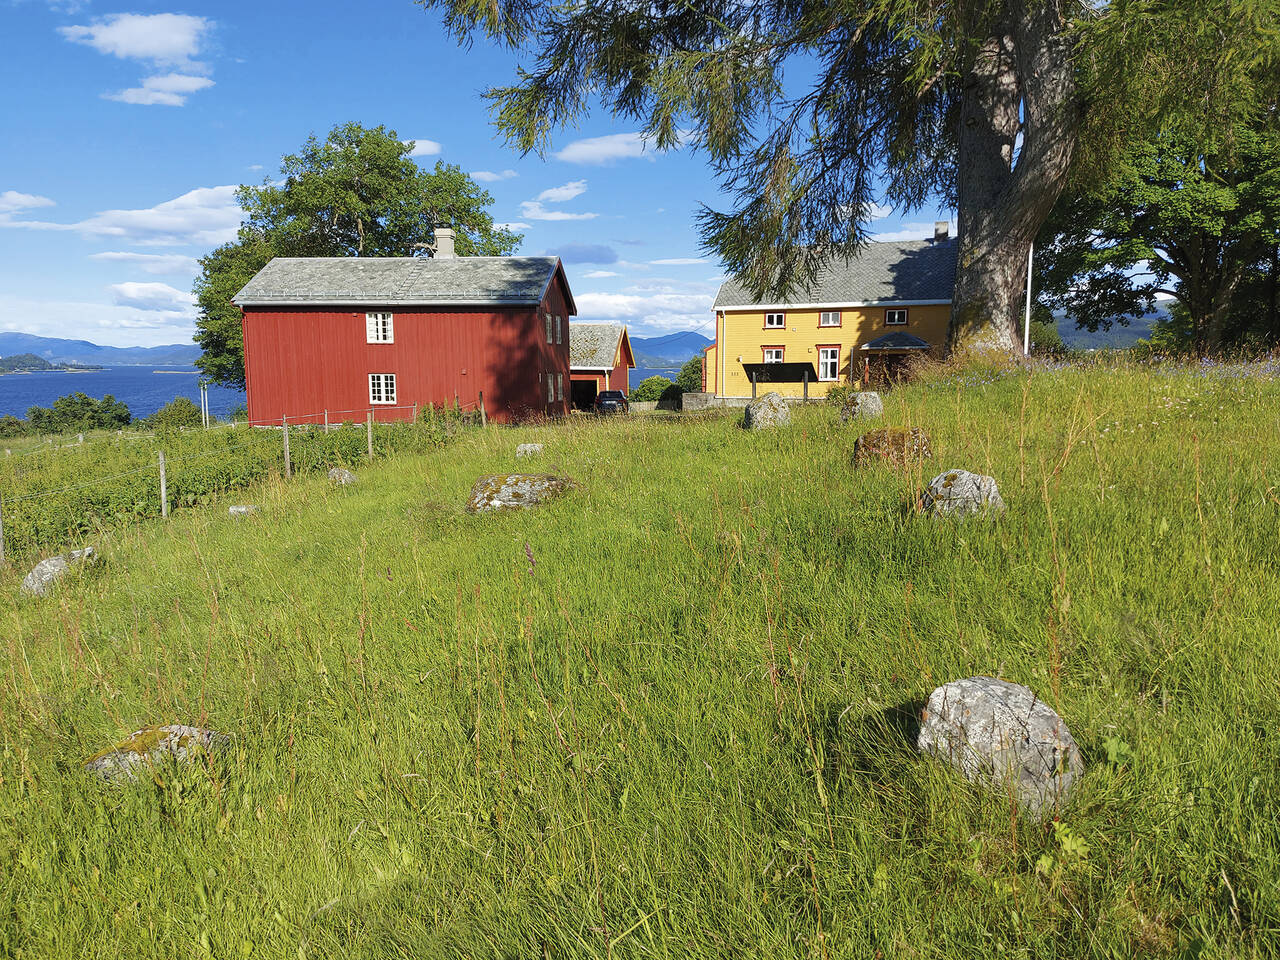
819 347 840 381
886 308 908 326
556 372 564 401
369 372 396 404
763 347 784 363
819 311 841 327
547 372 554 403
545 313 553 343
366 312 394 343
555 316 562 344
764 312 786 329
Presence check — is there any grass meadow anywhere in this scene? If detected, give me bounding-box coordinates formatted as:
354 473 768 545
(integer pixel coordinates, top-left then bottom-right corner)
1 363 1278 958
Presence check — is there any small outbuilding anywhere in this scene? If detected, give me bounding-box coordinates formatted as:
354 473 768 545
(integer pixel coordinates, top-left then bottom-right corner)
568 323 635 410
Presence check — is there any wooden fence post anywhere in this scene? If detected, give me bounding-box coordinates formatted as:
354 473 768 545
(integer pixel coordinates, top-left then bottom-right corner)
282 416 292 479
0 495 6 566
158 450 168 519
412 402 418 422
479 391 487 427
366 410 374 459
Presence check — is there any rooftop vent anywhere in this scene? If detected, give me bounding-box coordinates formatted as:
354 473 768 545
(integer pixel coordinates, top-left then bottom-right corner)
434 227 456 259
934 221 949 242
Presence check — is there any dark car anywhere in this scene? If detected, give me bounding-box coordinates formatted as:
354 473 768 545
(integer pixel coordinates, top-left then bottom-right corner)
594 390 629 415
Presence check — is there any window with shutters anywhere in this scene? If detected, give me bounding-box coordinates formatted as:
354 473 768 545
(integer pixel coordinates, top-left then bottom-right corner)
366 312 393 343
369 373 396 404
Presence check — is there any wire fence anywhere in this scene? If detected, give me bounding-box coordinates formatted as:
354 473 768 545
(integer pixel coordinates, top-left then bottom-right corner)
0 402 483 566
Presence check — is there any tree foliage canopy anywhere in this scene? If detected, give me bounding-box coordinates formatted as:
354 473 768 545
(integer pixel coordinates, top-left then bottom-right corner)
194 122 522 387
675 355 704 393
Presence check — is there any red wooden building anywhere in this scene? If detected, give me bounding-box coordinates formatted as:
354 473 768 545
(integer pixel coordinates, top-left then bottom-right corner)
568 323 635 409
233 240 576 425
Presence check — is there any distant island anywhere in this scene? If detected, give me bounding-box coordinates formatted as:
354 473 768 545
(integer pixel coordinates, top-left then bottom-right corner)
0 332 200 367
0 353 102 374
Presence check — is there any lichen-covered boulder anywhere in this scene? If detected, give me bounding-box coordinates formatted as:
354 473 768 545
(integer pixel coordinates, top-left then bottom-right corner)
515 443 544 458
228 505 259 518
917 677 1083 815
743 392 790 430
21 547 95 597
839 392 884 423
852 427 931 466
467 474 578 514
328 467 357 486
84 724 230 783
922 469 1005 517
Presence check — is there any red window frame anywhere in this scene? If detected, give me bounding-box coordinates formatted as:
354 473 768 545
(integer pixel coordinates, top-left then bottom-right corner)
762 345 785 363
817 344 842 382
818 310 842 328
763 312 786 330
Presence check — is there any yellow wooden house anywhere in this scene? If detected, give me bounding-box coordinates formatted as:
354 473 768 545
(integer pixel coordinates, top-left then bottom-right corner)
703 230 957 399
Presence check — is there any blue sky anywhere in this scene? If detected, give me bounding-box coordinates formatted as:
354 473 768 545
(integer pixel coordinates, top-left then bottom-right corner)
1 0 955 347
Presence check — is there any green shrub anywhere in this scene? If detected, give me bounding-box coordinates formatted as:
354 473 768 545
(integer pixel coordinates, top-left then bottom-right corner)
629 375 675 402
147 397 203 430
675 355 704 393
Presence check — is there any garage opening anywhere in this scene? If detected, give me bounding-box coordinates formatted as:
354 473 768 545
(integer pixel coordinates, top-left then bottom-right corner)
571 379 598 411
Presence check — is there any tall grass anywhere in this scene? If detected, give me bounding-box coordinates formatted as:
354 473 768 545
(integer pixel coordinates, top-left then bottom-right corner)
1 364 1277 958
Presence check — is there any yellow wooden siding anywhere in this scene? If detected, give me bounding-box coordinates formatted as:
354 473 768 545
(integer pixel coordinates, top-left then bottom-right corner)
703 343 718 394
714 304 949 398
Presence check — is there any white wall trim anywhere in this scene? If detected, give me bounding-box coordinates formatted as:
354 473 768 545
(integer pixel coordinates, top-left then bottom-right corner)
715 298 952 312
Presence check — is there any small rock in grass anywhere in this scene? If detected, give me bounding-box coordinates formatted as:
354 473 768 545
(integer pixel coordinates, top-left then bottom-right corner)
328 467 357 486
228 505 259 518
21 547 95 597
839 392 884 423
742 392 790 430
917 676 1083 816
922 469 1005 517
516 443 544 458
852 427 931 466
84 724 230 784
467 474 577 514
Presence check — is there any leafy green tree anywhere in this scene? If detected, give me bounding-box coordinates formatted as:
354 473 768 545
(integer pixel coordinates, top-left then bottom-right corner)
675 355 704 393
148 397 203 431
629 376 675 402
1035 126 1280 351
0 415 29 438
194 122 523 387
25 392 131 434
419 0 1276 356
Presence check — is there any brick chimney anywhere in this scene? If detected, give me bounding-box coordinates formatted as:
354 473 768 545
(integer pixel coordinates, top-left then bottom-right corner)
434 227 456 258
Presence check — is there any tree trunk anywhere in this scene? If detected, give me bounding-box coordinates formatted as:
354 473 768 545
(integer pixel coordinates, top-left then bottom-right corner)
948 0 1080 357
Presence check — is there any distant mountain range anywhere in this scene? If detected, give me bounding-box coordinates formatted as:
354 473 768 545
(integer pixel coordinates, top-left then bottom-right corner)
0 333 200 366
1056 309 1165 350
630 331 713 367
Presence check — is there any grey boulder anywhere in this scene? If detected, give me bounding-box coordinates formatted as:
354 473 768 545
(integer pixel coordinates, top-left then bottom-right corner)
467 474 577 514
228 505 259 518
742 392 790 430
515 443 544 458
918 676 1083 815
328 467 357 486
923 469 1005 517
84 724 230 783
839 391 884 423
21 547 95 597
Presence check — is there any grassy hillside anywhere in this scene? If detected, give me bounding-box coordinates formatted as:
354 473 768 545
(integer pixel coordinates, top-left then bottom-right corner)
2 364 1278 958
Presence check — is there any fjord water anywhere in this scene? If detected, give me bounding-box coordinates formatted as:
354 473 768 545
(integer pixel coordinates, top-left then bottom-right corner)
0 366 246 420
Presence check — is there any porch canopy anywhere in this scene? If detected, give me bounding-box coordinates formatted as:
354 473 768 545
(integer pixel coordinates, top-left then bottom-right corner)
860 332 932 352
739 361 821 399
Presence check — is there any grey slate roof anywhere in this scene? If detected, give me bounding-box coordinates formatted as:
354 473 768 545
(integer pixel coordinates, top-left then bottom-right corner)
569 323 625 369
233 256 573 311
862 331 932 350
712 239 957 308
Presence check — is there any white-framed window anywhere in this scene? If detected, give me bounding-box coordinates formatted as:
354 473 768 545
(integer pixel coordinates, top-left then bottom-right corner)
764 312 786 329
555 316 562 345
556 372 564 401
366 312 394 343
369 372 396 404
547 372 554 403
819 311 841 327
886 308 908 326
545 313 553 343
763 347 784 363
819 346 840 381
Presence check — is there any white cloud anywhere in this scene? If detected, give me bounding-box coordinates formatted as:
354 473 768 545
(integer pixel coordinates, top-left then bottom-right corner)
869 203 893 220
105 73 214 106
60 13 215 106
60 13 211 66
0 294 196 345
471 169 518 183
109 281 195 313
0 191 55 215
583 270 619 279
650 257 708 266
871 220 956 243
90 252 199 275
405 139 442 158
1 184 241 246
554 132 656 165
537 180 587 203
575 289 714 334
518 200 597 221
247 164 264 171
494 221 529 231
